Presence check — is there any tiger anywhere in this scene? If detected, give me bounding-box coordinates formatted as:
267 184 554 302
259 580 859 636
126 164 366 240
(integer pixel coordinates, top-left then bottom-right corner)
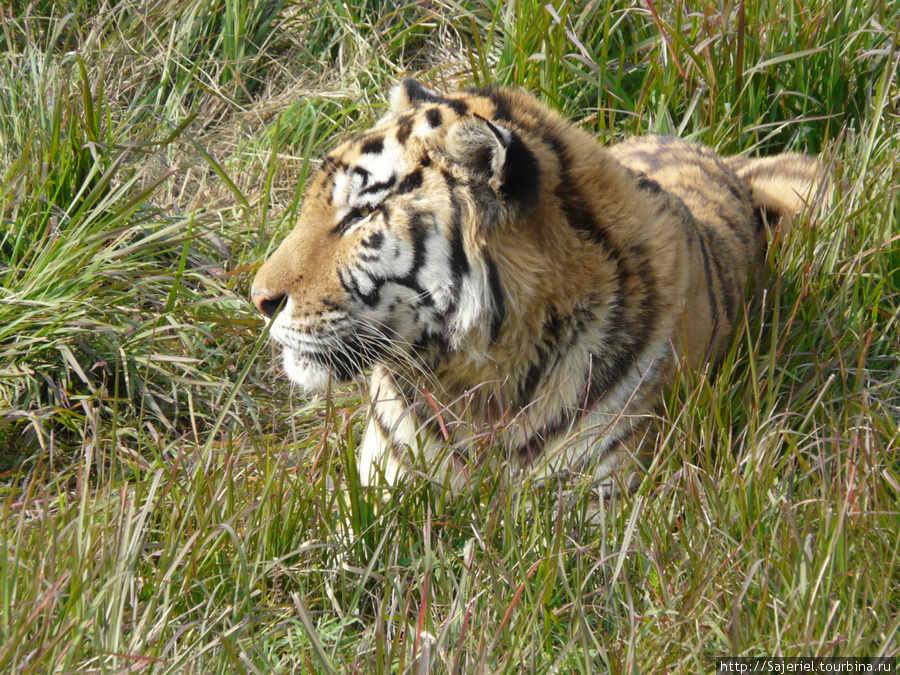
250 78 823 495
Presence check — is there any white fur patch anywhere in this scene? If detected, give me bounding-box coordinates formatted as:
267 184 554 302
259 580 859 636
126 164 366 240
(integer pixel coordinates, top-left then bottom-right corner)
417 223 454 312
331 140 408 215
448 258 492 350
281 351 332 393
356 143 404 188
331 139 407 223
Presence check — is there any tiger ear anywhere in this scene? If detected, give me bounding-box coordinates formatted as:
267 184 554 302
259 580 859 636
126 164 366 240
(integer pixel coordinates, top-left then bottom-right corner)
390 78 441 114
448 116 540 208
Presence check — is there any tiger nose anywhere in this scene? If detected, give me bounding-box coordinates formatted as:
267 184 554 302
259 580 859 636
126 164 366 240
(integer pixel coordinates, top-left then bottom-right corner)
251 288 286 319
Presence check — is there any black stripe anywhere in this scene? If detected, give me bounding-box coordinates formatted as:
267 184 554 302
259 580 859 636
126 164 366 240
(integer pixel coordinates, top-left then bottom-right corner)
636 175 663 195
584 253 659 404
448 192 470 287
426 107 443 128
485 253 505 345
361 137 384 154
372 410 413 468
352 166 370 183
543 129 619 252
445 98 468 116
693 223 721 327
725 178 745 203
338 267 381 307
703 224 739 323
397 170 424 194
361 174 397 196
515 399 585 460
485 89 513 122
389 209 429 294
441 169 457 188
361 231 384 250
556 179 618 251
515 310 566 408
396 116 414 145
715 206 751 244
619 149 672 171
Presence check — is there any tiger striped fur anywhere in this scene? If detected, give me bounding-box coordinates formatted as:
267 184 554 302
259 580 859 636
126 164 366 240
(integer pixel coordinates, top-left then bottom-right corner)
251 78 823 493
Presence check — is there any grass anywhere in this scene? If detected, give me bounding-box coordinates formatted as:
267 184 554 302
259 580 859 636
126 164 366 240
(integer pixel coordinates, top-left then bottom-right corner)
1 0 899 672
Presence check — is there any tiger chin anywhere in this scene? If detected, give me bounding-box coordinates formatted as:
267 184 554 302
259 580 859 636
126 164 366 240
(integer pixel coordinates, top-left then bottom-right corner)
251 78 823 496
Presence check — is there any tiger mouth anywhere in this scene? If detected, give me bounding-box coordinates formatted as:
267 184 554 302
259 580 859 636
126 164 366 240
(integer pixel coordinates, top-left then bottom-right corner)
283 345 363 384
270 326 374 390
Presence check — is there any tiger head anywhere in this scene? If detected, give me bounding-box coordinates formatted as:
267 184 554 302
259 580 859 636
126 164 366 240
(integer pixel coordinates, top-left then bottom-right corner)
251 79 545 393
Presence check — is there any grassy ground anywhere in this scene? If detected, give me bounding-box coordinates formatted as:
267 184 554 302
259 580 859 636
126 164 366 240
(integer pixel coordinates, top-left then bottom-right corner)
1 0 899 672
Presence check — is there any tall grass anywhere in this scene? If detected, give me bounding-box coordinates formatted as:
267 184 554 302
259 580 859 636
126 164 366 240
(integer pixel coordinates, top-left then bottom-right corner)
1 0 898 672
